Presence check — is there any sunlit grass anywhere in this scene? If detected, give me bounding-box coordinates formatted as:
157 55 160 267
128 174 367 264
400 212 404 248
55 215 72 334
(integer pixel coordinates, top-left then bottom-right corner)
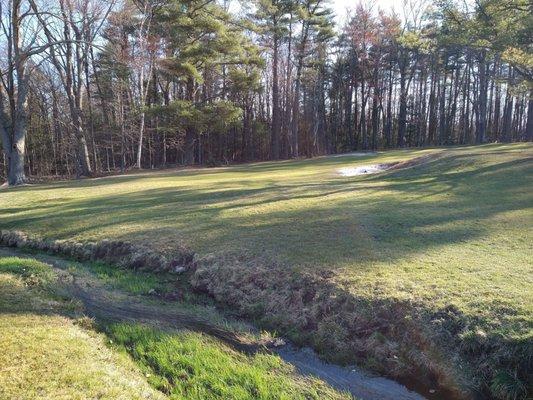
107 323 349 400
0 256 54 285
2 143 532 398
2 144 531 342
0 257 165 400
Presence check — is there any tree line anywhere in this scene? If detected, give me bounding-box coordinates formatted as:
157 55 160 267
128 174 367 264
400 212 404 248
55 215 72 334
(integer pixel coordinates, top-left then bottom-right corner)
1 0 531 185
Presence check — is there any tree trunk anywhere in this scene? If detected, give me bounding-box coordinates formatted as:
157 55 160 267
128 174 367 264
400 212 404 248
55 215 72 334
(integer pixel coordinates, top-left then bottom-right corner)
0 0 28 186
137 107 146 168
271 34 281 160
501 67 514 142
476 51 488 144
75 121 92 177
1 120 27 186
371 89 379 150
526 90 533 141
184 78 196 165
385 65 393 147
397 54 408 147
8 139 26 185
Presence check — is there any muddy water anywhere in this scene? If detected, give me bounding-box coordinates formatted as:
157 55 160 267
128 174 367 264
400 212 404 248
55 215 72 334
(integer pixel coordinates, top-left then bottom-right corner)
337 164 389 176
275 344 427 400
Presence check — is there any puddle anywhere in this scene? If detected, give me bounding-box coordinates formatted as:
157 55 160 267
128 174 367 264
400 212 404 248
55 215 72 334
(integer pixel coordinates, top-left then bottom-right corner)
331 152 378 158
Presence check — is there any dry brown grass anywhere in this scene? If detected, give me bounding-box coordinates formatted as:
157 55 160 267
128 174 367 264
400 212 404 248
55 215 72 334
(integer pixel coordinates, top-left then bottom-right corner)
190 257 461 397
191 254 530 400
0 230 194 273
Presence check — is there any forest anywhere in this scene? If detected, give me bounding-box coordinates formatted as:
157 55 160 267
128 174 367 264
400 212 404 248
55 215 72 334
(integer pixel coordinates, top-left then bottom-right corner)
1 0 531 185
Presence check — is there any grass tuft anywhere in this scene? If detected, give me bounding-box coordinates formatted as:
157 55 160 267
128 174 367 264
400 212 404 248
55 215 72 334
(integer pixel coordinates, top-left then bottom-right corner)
490 371 528 400
0 256 54 285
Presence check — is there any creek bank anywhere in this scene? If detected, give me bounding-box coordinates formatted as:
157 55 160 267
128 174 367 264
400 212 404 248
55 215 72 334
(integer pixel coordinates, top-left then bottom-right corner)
0 229 464 399
0 230 194 273
0 245 429 400
3 228 523 400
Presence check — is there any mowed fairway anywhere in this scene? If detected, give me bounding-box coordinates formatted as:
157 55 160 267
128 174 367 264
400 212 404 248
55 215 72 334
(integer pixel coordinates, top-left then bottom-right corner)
2 143 532 396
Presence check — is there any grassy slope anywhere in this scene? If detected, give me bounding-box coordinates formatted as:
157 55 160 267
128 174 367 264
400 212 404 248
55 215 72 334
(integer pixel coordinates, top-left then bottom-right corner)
0 257 165 400
0 255 349 400
2 144 531 341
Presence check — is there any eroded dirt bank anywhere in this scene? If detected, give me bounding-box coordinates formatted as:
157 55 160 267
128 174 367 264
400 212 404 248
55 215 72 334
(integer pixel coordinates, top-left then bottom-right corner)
0 231 471 399
0 230 457 399
191 257 466 400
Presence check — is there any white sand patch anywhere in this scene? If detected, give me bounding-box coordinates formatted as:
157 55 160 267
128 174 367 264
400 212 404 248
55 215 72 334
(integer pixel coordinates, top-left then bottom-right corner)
331 151 378 158
337 164 389 177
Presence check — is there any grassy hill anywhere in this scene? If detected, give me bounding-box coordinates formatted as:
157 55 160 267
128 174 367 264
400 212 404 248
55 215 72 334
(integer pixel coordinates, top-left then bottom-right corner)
0 256 165 400
2 143 532 399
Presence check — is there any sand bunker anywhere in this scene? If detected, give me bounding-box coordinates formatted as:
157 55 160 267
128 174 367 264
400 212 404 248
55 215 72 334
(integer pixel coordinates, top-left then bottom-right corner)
338 164 389 176
337 153 441 177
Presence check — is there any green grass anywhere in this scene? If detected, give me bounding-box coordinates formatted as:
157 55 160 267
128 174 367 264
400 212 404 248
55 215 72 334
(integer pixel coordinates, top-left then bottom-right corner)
0 255 350 399
2 144 531 334
0 257 165 400
0 256 54 285
106 323 348 400
80 260 175 295
2 143 532 397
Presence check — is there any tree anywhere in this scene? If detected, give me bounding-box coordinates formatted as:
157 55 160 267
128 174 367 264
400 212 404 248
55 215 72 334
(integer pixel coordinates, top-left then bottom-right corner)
0 0 32 185
252 0 294 160
2 0 531 184
29 0 112 177
291 0 333 157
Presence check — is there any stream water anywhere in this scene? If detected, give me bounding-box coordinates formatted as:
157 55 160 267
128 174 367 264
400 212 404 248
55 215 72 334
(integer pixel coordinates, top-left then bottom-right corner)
275 344 428 400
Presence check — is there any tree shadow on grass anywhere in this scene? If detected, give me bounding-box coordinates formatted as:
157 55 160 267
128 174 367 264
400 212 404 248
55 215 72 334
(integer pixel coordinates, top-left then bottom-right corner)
2 149 531 268
9 146 425 192
1 145 531 399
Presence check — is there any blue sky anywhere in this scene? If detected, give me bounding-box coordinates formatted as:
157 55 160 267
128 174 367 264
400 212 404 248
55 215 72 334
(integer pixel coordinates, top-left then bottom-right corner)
332 0 418 24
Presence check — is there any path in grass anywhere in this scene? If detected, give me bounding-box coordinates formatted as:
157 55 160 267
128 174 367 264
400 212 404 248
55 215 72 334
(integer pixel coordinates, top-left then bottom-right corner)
0 247 426 400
